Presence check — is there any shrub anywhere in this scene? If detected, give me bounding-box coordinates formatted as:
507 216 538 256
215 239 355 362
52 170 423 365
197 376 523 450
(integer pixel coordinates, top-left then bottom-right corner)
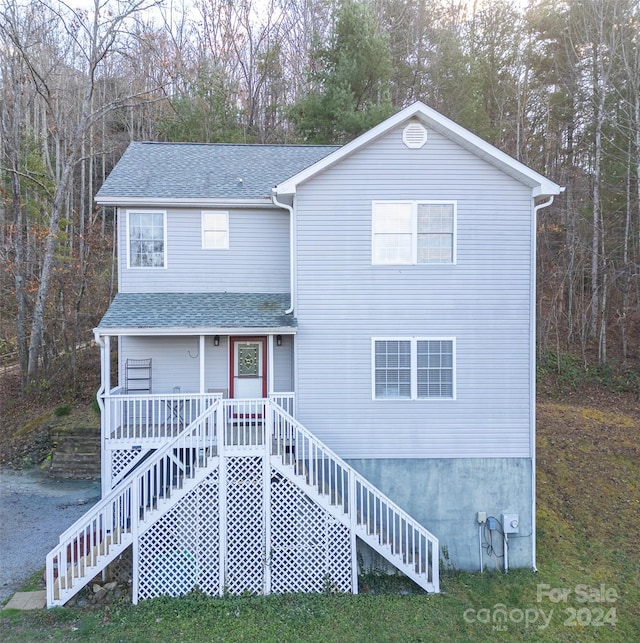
54 403 72 417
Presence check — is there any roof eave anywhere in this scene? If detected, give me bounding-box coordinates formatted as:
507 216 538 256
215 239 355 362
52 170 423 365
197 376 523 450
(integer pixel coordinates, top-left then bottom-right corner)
94 196 277 209
532 184 565 198
95 326 297 336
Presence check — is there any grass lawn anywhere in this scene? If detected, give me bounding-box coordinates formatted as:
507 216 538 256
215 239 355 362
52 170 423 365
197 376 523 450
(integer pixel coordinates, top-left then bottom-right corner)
1 395 638 642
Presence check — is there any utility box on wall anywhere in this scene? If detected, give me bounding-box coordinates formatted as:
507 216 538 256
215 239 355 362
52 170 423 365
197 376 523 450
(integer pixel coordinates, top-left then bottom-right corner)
502 513 520 534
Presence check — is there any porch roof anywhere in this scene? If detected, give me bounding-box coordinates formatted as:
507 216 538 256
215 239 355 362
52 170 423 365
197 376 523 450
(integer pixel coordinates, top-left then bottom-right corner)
97 292 296 332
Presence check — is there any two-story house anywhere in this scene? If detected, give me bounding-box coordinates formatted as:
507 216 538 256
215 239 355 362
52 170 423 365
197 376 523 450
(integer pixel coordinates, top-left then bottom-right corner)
46 102 562 607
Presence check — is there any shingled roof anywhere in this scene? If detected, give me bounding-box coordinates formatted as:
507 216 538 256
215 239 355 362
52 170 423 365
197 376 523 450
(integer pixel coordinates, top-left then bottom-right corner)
95 142 339 202
98 293 296 331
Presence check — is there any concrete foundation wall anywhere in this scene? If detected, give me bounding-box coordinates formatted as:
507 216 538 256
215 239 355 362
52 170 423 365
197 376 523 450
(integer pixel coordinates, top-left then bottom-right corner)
347 457 533 572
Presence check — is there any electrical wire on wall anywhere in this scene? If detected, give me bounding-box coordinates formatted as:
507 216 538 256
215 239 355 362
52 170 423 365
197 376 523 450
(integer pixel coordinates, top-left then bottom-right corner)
482 516 505 568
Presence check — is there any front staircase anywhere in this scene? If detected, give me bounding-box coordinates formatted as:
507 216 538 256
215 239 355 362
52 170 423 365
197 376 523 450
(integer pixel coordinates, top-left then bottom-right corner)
46 400 439 607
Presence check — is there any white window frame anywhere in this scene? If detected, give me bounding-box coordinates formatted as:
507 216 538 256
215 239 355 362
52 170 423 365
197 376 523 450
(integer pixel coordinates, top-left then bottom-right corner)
201 210 229 250
126 210 167 269
372 200 457 265
372 337 456 400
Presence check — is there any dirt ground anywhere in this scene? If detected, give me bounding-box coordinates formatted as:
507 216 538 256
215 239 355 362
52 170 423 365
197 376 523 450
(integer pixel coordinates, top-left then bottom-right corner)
536 385 640 557
0 366 102 604
0 353 100 469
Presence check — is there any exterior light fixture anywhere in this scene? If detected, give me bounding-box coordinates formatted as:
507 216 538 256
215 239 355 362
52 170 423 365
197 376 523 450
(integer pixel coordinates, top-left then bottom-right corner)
213 335 220 346
276 335 282 346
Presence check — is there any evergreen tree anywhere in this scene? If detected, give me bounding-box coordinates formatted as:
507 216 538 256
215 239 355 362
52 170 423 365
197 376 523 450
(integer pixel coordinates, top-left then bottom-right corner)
291 0 394 143
158 64 244 143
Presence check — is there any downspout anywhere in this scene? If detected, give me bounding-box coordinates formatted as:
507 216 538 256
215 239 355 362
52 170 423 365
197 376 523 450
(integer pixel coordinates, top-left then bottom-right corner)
530 195 555 573
93 330 107 496
271 189 295 314
93 330 106 415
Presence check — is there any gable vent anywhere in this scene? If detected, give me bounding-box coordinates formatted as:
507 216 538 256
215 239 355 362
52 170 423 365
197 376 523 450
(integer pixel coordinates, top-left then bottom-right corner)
402 122 428 149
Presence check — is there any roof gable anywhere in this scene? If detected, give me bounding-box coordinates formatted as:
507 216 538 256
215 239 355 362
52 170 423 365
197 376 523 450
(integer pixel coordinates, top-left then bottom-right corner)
274 102 562 198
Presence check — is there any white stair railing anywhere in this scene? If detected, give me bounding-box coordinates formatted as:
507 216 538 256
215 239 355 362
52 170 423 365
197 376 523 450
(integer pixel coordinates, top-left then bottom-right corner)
269 404 439 593
46 400 224 607
47 398 439 607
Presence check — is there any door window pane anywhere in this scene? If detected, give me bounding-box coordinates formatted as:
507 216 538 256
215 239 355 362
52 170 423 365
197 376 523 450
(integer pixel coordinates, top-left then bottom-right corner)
238 343 260 377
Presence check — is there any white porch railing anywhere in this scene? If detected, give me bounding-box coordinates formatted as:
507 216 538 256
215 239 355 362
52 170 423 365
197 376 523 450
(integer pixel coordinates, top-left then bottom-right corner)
269 392 294 416
103 391 295 443
47 397 438 607
104 391 222 442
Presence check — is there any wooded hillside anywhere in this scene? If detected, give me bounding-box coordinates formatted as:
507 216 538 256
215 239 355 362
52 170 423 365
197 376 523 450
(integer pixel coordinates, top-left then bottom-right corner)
1 0 638 394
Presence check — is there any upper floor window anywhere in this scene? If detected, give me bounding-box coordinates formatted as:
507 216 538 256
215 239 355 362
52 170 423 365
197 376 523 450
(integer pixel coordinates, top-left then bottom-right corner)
372 201 456 265
202 211 229 249
373 338 455 400
127 211 166 268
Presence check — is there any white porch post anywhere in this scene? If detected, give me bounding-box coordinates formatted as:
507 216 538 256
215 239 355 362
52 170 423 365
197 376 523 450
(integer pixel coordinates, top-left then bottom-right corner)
263 402 272 594
104 335 111 394
131 477 140 605
218 423 227 596
199 335 205 393
102 335 111 496
349 472 358 594
267 335 274 395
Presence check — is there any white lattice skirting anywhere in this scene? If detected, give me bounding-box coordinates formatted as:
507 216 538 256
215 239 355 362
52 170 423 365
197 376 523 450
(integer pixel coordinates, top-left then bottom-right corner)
110 448 145 486
136 456 352 601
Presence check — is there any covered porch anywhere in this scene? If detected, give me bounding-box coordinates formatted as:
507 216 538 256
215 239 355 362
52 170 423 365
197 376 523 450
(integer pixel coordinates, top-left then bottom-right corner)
94 292 297 491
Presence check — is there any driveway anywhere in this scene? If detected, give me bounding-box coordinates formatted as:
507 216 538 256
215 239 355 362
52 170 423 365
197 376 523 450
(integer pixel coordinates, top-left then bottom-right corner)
0 468 100 604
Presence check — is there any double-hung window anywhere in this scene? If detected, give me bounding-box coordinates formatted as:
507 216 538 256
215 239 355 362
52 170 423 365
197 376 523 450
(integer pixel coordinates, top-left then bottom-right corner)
202 211 229 249
127 211 166 268
372 201 456 265
373 338 455 400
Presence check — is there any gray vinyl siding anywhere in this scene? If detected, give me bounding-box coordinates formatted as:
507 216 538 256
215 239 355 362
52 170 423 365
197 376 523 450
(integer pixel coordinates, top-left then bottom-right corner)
120 337 202 393
119 335 292 396
118 207 290 293
293 124 534 460
272 335 294 392
120 336 229 394
205 337 230 395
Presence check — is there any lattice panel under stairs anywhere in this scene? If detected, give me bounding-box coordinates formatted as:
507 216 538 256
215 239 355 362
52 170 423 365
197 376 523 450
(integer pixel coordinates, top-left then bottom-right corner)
225 456 264 595
138 470 220 600
270 471 351 593
133 456 354 600
106 547 133 586
110 449 144 485
49 402 437 607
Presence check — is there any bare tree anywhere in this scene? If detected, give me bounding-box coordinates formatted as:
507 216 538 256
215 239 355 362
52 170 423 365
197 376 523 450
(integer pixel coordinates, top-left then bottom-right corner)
0 0 159 390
